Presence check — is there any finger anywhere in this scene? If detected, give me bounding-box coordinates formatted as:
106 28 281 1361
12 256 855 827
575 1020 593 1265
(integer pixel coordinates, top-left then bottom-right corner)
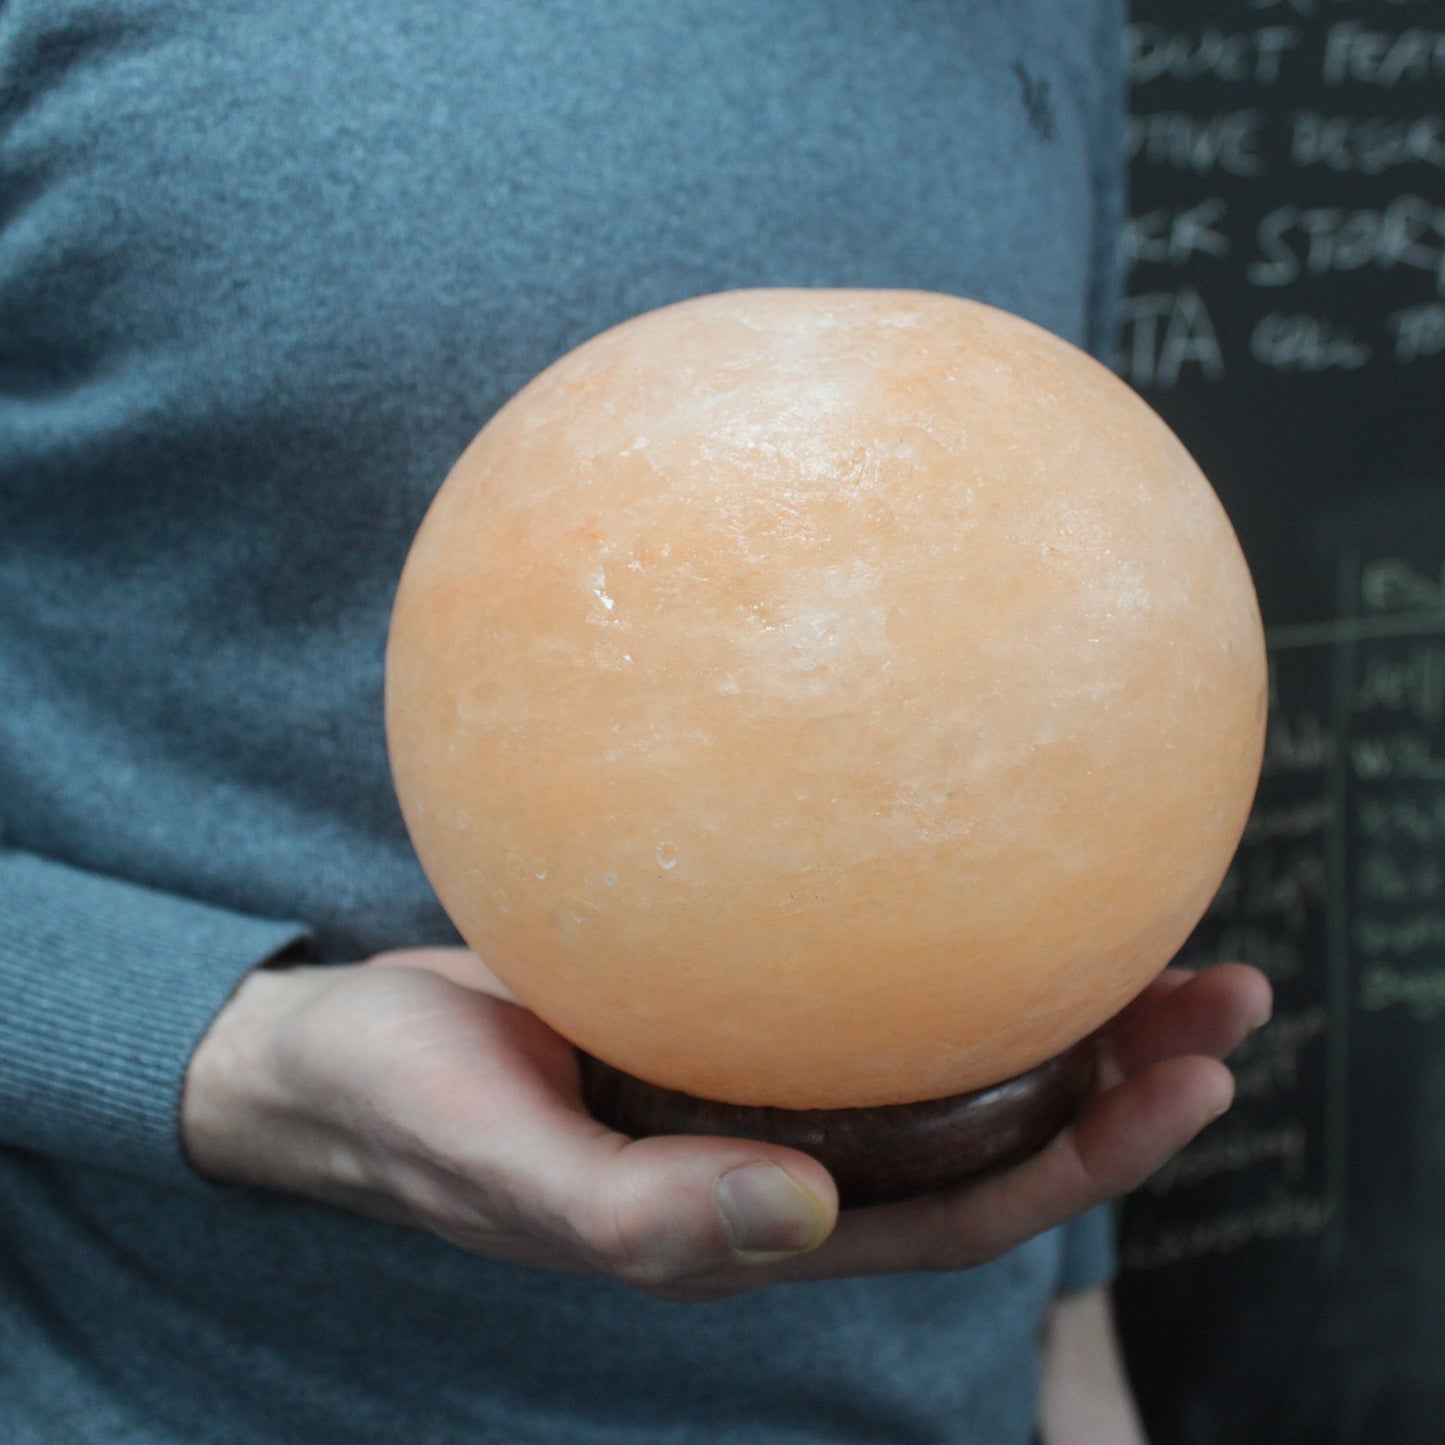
1107 963 1272 1077
745 1053 1234 1286
516 1124 841 1295
420 1005 842 1293
1088 967 1202 1092
1100 966 1198 1035
358 984 835 1290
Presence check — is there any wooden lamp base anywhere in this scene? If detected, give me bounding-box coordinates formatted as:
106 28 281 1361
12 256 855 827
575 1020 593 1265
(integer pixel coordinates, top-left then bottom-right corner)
579 1040 1097 1208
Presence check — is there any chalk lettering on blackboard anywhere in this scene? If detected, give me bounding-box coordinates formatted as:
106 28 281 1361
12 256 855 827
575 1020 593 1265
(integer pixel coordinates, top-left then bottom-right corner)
1123 198 1231 267
1117 0 1445 1425
1145 1121 1310 1194
1321 554 1359 1265
1127 110 1265 175
1250 310 1373 369
1357 847 1444 903
1262 708 1333 772
1117 288 1225 387
1388 300 1445 360
1351 731 1445 781
1358 959 1445 1015
1247 198 1445 291
1121 1196 1333 1271
1351 643 1445 721
1128 25 1302 86
1356 793 1445 845
1248 0 1411 15
1322 23 1445 87
1245 0 1421 16
1291 111 1445 173
1360 558 1445 613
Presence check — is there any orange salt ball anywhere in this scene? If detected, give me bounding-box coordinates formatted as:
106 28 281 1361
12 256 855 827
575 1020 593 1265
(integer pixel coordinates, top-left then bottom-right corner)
385 289 1266 1111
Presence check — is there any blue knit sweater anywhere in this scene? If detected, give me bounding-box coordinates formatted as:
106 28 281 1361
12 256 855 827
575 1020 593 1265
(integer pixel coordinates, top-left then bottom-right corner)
0 3 1124 1439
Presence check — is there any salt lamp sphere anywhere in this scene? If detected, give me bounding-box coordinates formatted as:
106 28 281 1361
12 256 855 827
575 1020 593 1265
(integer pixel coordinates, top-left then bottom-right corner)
386 289 1266 1114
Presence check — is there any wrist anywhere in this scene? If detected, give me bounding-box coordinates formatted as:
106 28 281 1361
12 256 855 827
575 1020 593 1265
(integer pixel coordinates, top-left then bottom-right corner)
180 962 334 1186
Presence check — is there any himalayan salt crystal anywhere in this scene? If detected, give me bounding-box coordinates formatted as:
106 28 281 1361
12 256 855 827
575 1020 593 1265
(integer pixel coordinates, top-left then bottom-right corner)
386 289 1267 1111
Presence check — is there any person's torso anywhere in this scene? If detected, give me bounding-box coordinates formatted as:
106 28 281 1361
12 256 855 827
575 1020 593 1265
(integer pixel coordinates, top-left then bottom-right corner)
0 4 1120 1441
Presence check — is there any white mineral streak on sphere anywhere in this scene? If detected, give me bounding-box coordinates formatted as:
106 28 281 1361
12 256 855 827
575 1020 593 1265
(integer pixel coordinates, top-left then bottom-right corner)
385 289 1267 1110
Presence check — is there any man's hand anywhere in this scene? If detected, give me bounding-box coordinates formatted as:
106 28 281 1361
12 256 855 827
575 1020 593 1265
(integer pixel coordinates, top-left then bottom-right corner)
182 949 1270 1302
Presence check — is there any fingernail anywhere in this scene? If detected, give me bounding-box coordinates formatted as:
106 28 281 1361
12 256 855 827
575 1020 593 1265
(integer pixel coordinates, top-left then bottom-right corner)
716 1164 827 1259
1207 1078 1237 1123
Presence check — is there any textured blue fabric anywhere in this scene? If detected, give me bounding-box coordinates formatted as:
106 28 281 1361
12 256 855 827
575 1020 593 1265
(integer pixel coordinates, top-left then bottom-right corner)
0 2 1125 1439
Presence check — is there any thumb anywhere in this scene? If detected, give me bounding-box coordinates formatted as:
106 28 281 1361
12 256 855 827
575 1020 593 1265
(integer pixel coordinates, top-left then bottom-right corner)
557 1133 840 1294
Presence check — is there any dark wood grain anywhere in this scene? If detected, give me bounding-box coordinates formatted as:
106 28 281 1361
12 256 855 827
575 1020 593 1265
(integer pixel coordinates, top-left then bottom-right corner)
579 1042 1097 1207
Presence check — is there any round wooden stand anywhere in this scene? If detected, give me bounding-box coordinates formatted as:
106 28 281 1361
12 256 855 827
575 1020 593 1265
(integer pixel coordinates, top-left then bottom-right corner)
580 1040 1097 1207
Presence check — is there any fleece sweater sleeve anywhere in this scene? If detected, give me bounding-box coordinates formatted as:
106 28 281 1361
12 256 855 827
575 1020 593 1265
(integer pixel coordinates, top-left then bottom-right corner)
0 847 310 1188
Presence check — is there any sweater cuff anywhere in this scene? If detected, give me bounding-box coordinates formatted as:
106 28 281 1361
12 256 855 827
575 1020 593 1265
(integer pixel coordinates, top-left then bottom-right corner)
0 849 310 1188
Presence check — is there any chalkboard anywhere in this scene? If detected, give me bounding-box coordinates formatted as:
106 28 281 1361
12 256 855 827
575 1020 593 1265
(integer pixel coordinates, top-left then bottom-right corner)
1111 4 1445 1442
